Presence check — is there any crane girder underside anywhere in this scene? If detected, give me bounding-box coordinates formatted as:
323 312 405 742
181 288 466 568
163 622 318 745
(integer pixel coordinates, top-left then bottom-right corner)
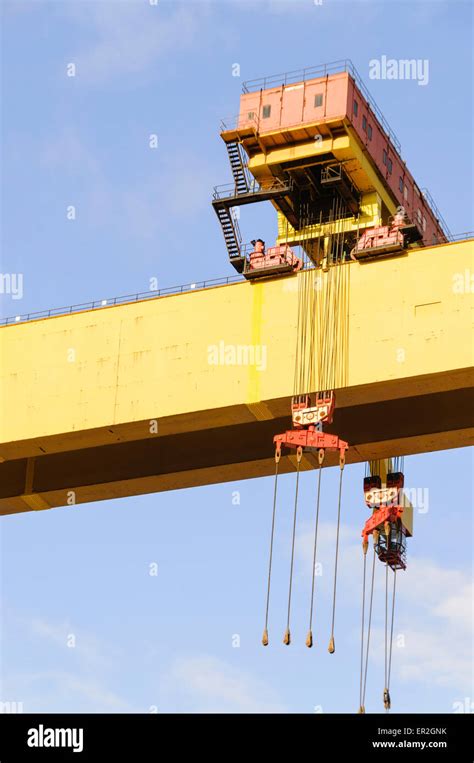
0 384 472 516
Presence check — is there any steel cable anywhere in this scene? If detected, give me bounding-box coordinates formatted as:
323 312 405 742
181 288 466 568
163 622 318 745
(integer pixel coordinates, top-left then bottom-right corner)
283 449 302 645
262 456 280 646
306 452 324 646
361 547 377 708
328 464 344 653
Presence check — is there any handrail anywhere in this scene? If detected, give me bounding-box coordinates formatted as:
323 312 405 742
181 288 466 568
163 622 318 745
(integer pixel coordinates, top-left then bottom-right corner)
230 207 242 246
212 177 290 200
213 180 259 199
242 59 353 92
236 61 457 236
0 275 244 326
446 231 474 242
220 112 260 133
421 188 452 238
2 234 472 327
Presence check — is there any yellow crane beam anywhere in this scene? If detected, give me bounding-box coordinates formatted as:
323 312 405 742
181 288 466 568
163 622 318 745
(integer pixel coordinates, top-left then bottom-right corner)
0 240 472 516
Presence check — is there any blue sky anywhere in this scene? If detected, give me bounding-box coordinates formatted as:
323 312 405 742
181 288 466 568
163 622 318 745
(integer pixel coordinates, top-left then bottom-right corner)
0 0 472 714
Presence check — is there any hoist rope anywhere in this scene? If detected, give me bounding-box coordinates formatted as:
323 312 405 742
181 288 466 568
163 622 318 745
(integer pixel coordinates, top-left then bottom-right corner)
307 451 324 646
262 456 280 646
359 549 367 711
387 568 397 699
284 451 302 645
328 464 344 653
288 198 350 651
384 560 390 710
383 557 397 711
293 204 349 397
361 547 377 708
384 562 389 689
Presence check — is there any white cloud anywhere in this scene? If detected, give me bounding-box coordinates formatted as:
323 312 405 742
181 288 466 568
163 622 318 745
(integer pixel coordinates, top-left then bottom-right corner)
392 560 472 694
401 558 473 627
433 583 473 629
296 520 356 579
30 616 119 671
39 128 216 239
40 130 101 176
64 0 207 84
4 670 134 713
374 626 471 692
1 615 136 712
169 655 287 713
296 521 473 696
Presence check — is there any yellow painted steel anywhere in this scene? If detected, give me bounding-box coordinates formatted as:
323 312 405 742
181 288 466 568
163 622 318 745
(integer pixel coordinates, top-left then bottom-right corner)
247 278 264 409
276 192 383 246
0 240 472 514
0 241 472 453
248 135 349 176
401 497 414 537
246 127 398 218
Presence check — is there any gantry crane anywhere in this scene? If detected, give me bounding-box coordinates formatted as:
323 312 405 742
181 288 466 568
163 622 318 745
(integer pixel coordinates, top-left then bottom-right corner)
212 60 455 712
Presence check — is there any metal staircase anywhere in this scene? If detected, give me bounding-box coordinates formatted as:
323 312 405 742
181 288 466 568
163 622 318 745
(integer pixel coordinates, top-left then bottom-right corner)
225 140 249 195
213 136 297 272
214 205 244 272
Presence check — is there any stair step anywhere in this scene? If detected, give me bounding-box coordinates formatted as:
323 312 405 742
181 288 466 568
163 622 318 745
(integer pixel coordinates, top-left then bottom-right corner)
226 143 248 193
215 181 241 260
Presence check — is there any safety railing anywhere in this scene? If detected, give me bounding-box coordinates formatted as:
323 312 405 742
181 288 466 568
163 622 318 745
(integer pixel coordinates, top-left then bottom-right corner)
212 177 291 201
212 180 260 200
242 59 354 92
220 112 260 133
421 188 452 239
0 275 244 326
3 234 472 327
446 231 474 242
230 206 243 247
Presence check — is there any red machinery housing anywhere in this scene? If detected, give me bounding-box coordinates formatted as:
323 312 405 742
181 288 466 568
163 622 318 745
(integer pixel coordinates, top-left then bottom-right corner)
361 471 408 570
351 210 422 260
291 392 335 428
245 239 302 280
274 392 348 462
